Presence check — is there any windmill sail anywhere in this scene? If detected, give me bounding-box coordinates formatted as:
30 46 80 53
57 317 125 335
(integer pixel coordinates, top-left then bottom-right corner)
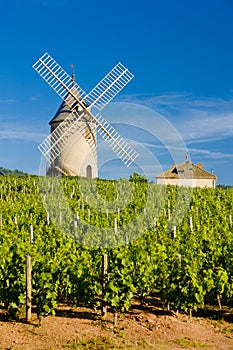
93 112 138 167
38 110 85 162
84 62 134 111
33 52 87 106
33 52 138 167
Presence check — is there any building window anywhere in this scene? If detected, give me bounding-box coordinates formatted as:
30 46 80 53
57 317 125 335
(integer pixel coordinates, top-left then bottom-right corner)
86 165 92 179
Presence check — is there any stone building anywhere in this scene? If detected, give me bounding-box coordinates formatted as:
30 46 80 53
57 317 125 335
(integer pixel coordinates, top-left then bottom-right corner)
156 156 216 188
47 79 98 178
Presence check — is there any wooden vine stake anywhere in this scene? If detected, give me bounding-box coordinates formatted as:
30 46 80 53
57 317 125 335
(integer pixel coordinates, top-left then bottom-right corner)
189 217 193 232
26 255 32 322
0 214 2 228
173 226 177 238
217 295 222 310
168 208 171 221
102 253 108 318
114 218 118 235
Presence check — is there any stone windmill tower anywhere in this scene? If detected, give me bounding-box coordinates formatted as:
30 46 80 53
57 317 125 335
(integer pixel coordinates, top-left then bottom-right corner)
33 53 138 178
48 68 98 178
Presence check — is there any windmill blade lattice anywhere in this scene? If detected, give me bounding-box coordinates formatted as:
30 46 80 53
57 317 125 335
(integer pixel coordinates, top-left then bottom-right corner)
93 112 138 167
38 111 85 162
85 62 134 111
33 52 138 167
33 52 87 107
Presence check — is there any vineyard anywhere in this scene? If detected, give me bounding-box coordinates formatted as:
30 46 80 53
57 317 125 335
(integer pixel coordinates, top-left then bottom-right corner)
0 174 233 322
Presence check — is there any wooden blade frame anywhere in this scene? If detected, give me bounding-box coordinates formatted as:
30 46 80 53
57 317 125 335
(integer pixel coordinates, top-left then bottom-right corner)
33 52 138 166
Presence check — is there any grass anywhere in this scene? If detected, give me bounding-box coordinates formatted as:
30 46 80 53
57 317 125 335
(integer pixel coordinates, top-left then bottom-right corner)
208 318 233 334
66 336 114 349
222 325 233 333
66 336 165 349
175 337 208 348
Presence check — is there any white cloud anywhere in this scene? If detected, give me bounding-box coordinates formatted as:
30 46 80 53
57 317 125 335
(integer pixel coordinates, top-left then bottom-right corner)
119 92 233 110
141 141 233 160
0 99 17 104
119 92 233 142
114 92 233 169
187 147 233 159
177 111 233 141
0 129 46 142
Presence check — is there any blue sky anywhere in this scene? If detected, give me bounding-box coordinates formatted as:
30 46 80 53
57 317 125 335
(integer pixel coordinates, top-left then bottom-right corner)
0 0 233 184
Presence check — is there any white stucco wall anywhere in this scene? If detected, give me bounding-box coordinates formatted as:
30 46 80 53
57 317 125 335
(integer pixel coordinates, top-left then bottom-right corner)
156 178 215 188
60 123 98 178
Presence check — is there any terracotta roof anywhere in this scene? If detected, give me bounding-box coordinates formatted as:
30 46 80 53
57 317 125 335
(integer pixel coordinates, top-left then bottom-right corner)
156 161 216 180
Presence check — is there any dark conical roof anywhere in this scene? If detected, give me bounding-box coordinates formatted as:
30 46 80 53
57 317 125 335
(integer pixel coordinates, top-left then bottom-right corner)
49 98 72 125
49 83 89 126
49 72 81 125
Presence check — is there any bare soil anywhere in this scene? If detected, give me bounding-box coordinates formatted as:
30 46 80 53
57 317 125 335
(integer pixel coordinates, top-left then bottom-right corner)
0 302 233 350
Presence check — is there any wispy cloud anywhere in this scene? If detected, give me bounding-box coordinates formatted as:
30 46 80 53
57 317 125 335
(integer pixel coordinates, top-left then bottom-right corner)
119 92 233 111
0 129 46 142
115 92 233 171
185 146 233 159
0 99 17 104
177 112 233 141
119 92 233 142
141 141 233 160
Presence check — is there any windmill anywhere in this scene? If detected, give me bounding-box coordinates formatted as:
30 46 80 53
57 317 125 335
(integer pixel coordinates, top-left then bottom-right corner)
33 53 138 178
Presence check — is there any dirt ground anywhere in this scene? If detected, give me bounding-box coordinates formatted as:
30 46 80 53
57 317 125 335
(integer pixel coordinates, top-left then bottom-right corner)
0 302 233 350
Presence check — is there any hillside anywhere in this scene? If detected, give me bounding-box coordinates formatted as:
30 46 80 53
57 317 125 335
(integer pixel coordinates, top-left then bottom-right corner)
0 175 232 349
0 166 27 175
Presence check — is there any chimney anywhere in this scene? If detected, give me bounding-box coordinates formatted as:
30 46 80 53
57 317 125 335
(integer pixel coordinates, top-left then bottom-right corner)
198 163 203 169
